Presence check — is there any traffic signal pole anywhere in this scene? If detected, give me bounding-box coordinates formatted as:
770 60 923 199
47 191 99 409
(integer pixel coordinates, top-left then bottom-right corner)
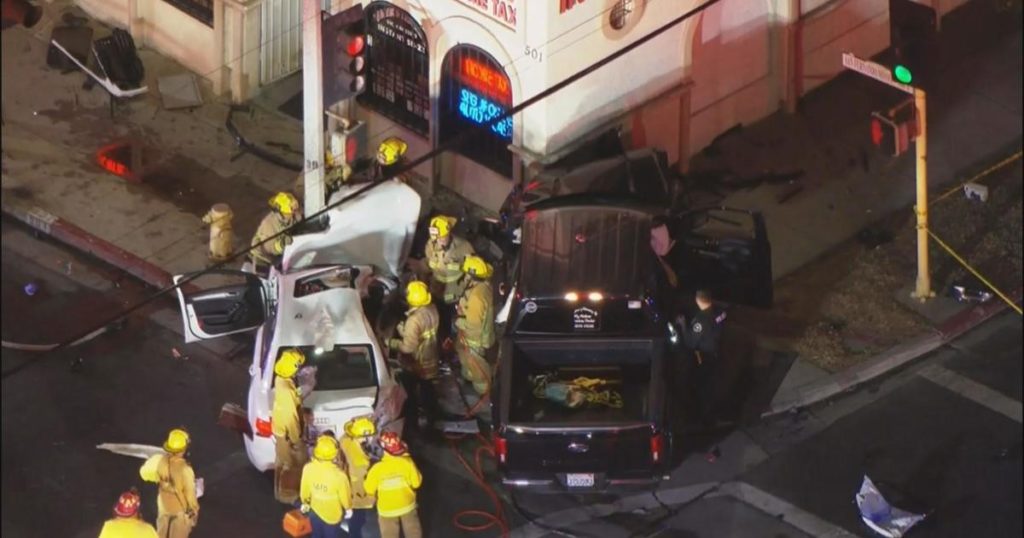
912 88 934 301
302 0 326 216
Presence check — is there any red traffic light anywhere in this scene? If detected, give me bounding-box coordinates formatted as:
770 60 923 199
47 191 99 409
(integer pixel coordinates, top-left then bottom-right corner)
871 117 884 147
345 34 365 57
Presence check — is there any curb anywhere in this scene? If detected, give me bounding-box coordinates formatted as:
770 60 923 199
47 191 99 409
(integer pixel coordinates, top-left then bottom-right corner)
762 287 1023 418
2 199 176 290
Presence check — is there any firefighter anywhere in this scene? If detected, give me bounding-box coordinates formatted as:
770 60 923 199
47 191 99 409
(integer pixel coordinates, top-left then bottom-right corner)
424 215 476 306
364 432 422 538
387 281 441 429
300 435 353 538
374 136 408 181
681 289 728 460
272 348 308 504
250 192 301 273
340 417 377 538
139 429 199 538
98 488 158 538
454 255 495 400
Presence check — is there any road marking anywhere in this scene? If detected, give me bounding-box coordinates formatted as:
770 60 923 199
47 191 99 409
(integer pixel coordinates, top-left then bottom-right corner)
918 364 1023 423
508 482 719 538
716 482 860 538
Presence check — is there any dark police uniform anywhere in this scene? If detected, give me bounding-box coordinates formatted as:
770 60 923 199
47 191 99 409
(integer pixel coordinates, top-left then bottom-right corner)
683 304 727 427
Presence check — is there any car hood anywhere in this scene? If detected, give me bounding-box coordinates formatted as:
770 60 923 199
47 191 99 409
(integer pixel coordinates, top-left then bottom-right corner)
284 179 422 277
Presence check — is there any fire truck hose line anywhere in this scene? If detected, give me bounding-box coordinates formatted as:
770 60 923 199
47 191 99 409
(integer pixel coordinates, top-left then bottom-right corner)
931 150 1022 206
926 228 1023 315
446 431 509 537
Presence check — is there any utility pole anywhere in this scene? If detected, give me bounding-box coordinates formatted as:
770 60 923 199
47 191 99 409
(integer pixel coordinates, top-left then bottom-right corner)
302 0 326 217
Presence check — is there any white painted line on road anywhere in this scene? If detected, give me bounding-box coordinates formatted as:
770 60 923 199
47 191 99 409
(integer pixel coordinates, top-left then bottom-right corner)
918 364 1023 423
508 482 719 538
716 482 860 538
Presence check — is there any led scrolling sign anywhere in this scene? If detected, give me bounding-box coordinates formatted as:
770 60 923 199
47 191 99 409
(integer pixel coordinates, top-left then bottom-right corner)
454 57 512 139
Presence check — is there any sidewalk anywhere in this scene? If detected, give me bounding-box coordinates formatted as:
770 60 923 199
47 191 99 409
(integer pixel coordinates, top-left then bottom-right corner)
2 1 1020 415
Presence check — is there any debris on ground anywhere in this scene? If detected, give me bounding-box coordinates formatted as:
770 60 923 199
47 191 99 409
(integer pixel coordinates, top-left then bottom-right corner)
856 475 927 538
171 347 188 360
23 282 39 296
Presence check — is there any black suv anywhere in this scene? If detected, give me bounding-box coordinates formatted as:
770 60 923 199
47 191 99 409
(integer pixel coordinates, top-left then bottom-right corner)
486 147 773 492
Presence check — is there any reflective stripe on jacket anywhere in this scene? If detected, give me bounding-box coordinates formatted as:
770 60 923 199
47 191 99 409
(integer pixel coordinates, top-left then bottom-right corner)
364 453 422 518
250 212 292 261
300 460 353 525
426 236 474 284
98 517 160 538
272 377 302 442
455 280 494 351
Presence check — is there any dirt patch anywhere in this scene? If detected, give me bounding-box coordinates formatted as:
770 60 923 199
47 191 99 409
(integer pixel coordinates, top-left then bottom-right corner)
764 158 1023 373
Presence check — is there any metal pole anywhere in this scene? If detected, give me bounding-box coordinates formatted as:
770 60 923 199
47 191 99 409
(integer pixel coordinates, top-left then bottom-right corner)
912 87 933 301
302 0 326 217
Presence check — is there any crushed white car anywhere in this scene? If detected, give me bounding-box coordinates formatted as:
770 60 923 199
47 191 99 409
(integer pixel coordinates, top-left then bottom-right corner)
173 179 419 471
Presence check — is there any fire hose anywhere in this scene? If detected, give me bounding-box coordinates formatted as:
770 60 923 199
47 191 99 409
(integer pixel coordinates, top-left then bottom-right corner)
1 320 123 352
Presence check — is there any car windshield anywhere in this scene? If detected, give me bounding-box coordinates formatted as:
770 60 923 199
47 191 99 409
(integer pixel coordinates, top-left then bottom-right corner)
292 345 376 391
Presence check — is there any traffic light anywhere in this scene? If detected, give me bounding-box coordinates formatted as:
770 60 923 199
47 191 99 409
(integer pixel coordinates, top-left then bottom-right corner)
323 4 367 107
871 110 918 157
889 0 937 88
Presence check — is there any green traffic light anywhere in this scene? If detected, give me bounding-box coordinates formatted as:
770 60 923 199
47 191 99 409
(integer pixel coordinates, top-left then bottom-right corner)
893 64 913 84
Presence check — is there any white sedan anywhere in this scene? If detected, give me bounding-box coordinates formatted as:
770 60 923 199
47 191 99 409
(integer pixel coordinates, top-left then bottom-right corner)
173 179 419 471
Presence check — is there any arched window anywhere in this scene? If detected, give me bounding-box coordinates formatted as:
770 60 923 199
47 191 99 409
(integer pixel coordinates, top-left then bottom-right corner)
358 2 429 136
440 45 513 177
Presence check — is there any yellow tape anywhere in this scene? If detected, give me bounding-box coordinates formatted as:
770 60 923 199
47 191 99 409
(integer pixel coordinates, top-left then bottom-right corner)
931 150 1023 206
926 229 1022 315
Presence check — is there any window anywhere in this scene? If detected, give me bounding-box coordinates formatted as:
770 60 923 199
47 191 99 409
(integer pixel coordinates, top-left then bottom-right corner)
282 345 377 391
358 2 429 136
440 45 513 177
163 0 213 28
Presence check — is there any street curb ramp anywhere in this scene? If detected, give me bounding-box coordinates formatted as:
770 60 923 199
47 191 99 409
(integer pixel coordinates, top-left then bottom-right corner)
763 287 1023 418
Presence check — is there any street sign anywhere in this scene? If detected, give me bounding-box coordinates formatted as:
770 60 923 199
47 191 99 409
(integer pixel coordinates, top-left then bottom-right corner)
842 52 915 94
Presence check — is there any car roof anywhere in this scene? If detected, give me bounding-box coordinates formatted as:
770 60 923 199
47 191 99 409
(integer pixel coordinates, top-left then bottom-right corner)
521 148 670 208
519 201 655 298
275 287 374 346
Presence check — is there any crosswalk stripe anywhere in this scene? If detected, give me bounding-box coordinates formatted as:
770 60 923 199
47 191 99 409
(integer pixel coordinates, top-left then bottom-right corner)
918 364 1023 423
717 482 860 538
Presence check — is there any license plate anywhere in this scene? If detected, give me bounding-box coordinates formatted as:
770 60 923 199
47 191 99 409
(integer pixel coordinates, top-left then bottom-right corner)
565 473 595 488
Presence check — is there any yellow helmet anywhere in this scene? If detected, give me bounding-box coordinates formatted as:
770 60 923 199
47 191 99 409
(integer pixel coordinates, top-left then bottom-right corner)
274 348 305 378
461 255 493 279
163 428 190 454
344 416 377 438
313 434 339 461
429 215 454 238
376 137 408 166
405 281 432 308
269 192 299 217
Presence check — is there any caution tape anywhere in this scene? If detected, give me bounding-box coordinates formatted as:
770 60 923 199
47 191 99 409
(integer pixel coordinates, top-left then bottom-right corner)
926 229 1023 315
931 150 1023 206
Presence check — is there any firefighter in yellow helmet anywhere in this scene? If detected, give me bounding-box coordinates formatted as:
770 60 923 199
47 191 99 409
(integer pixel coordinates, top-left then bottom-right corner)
424 215 476 305
250 192 301 273
454 255 495 400
374 136 408 181
386 281 441 430
364 432 422 538
299 434 353 538
340 417 377 538
139 429 199 538
271 348 308 504
98 488 159 538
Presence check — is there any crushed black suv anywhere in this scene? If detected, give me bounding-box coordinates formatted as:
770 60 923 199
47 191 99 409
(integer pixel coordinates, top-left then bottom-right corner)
486 146 773 492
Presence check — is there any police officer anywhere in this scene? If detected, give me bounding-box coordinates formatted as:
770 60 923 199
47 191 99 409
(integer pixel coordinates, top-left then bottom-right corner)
681 289 727 460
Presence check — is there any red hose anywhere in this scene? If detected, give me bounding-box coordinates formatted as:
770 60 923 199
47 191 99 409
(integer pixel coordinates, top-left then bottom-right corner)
447 431 509 537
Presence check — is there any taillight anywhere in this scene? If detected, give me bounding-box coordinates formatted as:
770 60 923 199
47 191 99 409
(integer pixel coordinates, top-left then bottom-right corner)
494 435 508 464
650 433 664 464
255 417 273 437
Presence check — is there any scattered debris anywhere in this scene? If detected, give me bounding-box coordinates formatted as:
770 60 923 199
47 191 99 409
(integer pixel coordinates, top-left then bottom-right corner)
157 73 204 111
217 403 251 436
856 475 926 538
23 282 38 296
171 347 188 361
963 182 989 202
949 283 993 303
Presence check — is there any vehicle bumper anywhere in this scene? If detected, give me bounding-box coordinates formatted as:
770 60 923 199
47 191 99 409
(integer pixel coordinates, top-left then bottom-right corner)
500 474 663 493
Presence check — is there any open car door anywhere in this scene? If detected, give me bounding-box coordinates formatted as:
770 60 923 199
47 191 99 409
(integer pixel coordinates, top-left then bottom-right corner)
173 270 272 343
670 207 773 308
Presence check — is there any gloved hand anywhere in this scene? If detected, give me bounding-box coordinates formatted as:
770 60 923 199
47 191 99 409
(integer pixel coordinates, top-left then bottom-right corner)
300 504 311 514
388 338 402 351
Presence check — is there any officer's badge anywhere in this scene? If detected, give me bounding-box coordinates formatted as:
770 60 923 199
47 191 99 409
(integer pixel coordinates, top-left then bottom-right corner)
692 322 703 333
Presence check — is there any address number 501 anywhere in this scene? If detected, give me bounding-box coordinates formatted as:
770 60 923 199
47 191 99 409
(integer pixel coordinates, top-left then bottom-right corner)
524 45 543 62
